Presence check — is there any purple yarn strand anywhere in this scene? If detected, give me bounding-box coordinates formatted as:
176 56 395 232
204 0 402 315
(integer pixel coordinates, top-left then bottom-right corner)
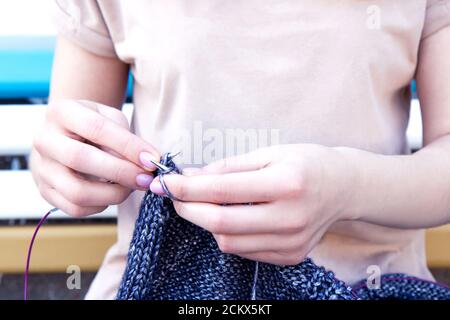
24 207 58 300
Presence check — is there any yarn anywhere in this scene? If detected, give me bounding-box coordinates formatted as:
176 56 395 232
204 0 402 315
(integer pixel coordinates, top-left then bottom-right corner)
23 154 450 300
24 207 59 300
116 153 356 300
117 153 450 300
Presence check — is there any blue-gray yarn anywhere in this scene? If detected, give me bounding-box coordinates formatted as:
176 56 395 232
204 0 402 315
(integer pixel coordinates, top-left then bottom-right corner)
116 153 450 300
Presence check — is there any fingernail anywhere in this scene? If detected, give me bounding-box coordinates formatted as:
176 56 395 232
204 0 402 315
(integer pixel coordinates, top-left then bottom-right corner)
150 179 165 196
182 167 202 176
136 174 153 189
139 152 157 171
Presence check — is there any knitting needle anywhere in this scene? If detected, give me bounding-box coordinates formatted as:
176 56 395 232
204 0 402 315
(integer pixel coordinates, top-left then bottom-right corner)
167 151 181 159
150 151 182 172
150 159 171 172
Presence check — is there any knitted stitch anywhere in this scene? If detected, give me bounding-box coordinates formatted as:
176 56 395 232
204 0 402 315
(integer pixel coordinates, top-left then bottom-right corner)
117 153 450 300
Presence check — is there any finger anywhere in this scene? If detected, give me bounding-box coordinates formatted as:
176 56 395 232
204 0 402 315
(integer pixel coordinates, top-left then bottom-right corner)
173 201 297 234
91 100 130 129
38 183 107 218
151 166 288 204
93 101 133 159
47 100 160 169
212 233 300 254
38 157 132 206
238 251 304 266
238 230 323 266
182 149 273 176
203 149 273 174
36 131 154 190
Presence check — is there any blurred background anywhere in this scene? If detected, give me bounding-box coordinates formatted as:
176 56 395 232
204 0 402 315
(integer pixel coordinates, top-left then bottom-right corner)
0 0 118 299
0 0 448 300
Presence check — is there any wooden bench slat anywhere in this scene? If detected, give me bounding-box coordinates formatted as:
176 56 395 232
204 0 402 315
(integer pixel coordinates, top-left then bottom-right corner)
0 224 448 273
0 224 116 273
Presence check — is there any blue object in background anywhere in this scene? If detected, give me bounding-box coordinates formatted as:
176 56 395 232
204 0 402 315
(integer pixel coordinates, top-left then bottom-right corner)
0 37 54 99
0 36 415 100
0 36 132 99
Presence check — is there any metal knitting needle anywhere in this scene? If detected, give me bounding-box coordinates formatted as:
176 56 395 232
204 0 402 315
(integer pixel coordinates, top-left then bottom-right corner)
150 152 183 201
150 159 171 172
167 151 181 159
150 151 182 173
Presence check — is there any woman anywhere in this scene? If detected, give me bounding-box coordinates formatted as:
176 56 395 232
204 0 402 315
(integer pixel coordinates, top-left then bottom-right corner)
31 0 450 299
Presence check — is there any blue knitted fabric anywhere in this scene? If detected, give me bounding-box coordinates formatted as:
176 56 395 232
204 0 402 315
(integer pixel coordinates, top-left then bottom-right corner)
116 153 450 300
353 274 450 300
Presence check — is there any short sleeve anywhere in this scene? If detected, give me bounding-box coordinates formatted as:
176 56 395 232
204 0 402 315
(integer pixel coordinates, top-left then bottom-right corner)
53 0 117 57
422 0 450 39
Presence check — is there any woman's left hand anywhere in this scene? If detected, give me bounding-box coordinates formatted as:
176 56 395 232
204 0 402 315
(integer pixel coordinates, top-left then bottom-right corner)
150 144 358 265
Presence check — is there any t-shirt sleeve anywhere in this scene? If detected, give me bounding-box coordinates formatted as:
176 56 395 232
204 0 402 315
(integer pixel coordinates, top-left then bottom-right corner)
422 0 450 39
53 0 117 57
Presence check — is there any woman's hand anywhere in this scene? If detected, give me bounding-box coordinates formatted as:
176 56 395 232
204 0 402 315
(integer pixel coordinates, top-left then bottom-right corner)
31 99 160 217
150 144 357 265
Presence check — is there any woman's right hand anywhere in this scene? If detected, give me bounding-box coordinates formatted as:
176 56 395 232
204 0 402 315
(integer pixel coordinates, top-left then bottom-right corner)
31 100 160 217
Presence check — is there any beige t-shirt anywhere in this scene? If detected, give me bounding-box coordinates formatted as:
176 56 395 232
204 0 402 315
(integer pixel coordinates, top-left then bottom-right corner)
53 0 450 299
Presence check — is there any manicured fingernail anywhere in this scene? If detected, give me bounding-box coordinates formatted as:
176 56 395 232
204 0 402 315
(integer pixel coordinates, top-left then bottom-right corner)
182 167 202 176
150 179 165 196
136 174 153 188
139 152 157 171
